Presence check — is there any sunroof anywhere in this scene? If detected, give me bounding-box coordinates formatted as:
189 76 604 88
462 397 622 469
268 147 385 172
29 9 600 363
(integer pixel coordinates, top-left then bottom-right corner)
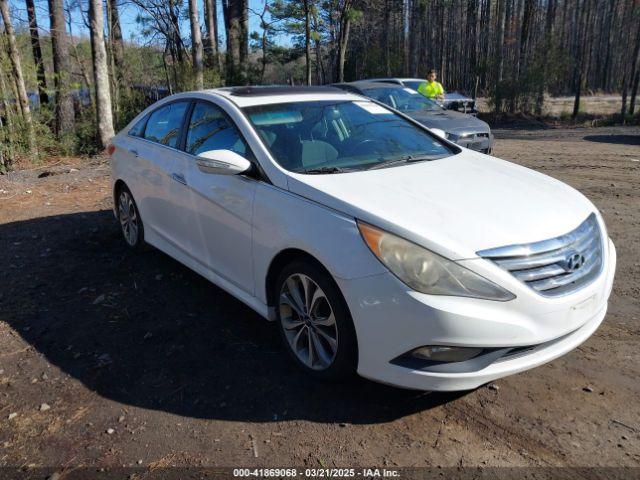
223 86 344 96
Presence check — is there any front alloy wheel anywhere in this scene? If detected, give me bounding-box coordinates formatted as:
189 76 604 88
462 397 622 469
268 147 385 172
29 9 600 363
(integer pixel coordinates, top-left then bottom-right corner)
276 262 357 380
279 273 339 370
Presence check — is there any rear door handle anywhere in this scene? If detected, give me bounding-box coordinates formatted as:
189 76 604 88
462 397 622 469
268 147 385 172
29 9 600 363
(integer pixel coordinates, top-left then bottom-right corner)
171 172 187 185
129 149 139 157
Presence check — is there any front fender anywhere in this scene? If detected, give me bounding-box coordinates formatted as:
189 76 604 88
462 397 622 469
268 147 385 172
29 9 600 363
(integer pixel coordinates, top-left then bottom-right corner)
252 183 386 305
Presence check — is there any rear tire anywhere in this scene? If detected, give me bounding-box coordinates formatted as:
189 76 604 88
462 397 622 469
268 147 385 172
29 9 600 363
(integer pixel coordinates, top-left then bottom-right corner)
116 185 145 250
275 261 357 381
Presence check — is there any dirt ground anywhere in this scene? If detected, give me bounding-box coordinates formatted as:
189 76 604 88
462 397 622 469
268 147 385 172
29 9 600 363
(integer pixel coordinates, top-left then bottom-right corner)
0 126 639 474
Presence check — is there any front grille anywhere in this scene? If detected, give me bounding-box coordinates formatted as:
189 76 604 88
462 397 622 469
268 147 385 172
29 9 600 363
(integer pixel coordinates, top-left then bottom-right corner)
478 213 603 297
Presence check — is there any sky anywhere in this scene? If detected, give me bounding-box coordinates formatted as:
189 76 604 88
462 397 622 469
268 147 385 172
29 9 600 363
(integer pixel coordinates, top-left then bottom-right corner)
7 0 291 49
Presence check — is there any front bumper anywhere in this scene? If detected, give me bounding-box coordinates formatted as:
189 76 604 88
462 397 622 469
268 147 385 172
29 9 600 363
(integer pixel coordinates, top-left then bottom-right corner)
336 238 616 391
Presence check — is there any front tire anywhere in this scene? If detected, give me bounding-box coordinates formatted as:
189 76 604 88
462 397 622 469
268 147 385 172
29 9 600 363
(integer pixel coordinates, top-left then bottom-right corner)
116 185 144 250
275 261 357 381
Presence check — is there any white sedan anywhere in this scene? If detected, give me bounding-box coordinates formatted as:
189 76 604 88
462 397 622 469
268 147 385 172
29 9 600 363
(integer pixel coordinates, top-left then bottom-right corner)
109 86 616 391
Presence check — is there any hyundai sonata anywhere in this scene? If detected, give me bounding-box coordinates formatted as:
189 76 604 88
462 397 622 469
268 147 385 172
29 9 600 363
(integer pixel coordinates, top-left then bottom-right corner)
109 86 616 391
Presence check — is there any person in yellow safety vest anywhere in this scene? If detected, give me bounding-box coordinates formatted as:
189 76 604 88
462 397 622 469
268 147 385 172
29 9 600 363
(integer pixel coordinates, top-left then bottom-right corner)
417 69 445 102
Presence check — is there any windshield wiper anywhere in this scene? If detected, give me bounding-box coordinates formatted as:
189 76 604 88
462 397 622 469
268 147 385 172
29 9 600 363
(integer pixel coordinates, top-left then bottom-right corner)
300 166 348 174
367 154 444 170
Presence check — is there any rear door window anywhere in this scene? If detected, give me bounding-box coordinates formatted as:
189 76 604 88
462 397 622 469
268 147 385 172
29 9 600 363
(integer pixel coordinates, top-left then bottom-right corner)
143 101 189 148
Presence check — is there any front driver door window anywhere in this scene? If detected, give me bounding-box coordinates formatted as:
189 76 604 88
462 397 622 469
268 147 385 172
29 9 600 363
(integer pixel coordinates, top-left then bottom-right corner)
186 102 249 157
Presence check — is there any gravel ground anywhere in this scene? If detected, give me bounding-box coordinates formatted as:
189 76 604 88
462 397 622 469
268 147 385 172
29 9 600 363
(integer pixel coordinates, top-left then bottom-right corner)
0 126 639 474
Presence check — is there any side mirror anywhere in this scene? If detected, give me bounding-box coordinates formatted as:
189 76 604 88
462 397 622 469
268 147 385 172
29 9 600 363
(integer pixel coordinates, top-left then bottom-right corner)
429 128 447 139
195 149 252 175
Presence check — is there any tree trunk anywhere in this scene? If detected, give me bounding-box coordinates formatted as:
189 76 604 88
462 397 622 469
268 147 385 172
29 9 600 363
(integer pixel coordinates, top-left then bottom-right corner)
204 0 219 68
514 0 535 112
168 0 185 65
602 0 617 91
106 0 125 117
535 0 555 115
383 0 390 76
107 0 125 74
337 1 351 82
303 0 312 85
47 0 74 134
626 11 640 115
222 0 246 84
25 0 48 106
494 0 506 112
630 68 640 115
465 0 477 94
402 0 409 75
1 0 37 155
240 0 248 78
88 0 115 148
188 0 204 89
572 0 587 119
338 19 351 82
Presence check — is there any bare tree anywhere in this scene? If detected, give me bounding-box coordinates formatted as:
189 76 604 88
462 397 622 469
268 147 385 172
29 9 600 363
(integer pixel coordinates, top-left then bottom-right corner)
335 0 359 82
0 0 37 154
47 0 74 134
106 0 126 116
88 0 115 147
203 0 219 68
630 19 640 115
303 0 312 85
536 0 555 115
223 0 248 84
25 0 49 106
188 0 204 89
621 2 640 117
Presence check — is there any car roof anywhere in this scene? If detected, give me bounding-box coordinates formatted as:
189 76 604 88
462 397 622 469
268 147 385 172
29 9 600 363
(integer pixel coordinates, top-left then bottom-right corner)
365 77 426 83
204 85 362 107
334 80 403 90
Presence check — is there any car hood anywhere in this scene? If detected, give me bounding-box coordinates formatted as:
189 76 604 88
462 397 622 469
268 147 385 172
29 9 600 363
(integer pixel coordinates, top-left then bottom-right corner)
287 151 595 260
408 109 489 133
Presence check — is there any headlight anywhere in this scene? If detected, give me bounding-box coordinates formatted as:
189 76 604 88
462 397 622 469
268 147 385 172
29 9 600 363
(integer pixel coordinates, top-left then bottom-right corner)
445 132 458 141
357 221 515 301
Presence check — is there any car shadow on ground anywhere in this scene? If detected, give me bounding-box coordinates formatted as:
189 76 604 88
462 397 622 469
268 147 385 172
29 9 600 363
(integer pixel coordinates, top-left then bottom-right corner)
583 134 640 146
0 210 466 424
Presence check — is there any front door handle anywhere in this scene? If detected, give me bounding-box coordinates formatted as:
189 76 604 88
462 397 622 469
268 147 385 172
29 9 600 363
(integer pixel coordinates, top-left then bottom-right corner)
129 149 139 157
171 172 187 185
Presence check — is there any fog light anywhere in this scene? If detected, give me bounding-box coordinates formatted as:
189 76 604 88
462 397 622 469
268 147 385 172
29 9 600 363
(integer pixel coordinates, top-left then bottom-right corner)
411 346 484 363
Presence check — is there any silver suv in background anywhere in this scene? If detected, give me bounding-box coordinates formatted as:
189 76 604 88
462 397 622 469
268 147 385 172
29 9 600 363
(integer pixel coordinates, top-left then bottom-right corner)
367 77 478 115
333 81 493 153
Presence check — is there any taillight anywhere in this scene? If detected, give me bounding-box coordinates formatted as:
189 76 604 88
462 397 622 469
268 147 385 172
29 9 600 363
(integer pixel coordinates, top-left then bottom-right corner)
106 144 116 156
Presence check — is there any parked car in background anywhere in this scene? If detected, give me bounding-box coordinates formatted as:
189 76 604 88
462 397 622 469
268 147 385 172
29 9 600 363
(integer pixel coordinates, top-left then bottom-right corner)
110 86 615 391
367 78 478 115
333 81 492 153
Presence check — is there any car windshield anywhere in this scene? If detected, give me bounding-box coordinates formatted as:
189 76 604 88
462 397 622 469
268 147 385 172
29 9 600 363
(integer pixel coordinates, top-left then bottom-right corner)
362 87 442 112
404 80 425 91
243 100 454 173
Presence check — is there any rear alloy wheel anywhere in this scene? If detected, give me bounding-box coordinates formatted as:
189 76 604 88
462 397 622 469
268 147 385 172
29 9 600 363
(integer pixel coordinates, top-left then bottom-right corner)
276 262 357 380
117 187 144 249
